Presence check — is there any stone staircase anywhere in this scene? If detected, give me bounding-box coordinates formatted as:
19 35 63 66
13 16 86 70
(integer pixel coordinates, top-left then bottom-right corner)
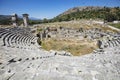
0 27 120 80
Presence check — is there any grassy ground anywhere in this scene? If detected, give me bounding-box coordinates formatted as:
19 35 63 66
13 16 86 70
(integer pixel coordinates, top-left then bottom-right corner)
37 20 118 56
41 38 98 56
1 20 117 56
37 20 118 33
108 23 120 29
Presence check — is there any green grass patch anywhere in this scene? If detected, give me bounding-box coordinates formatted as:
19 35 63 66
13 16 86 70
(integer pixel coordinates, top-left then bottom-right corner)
109 23 120 29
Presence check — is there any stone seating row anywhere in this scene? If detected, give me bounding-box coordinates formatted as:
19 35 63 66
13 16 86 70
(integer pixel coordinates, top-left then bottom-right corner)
0 43 58 80
0 27 38 49
106 38 120 47
0 52 55 80
99 37 120 48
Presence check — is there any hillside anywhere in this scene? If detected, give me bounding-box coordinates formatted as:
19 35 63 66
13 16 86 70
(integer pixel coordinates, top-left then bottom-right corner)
0 15 22 25
0 15 12 25
51 6 120 22
60 6 103 16
0 15 11 20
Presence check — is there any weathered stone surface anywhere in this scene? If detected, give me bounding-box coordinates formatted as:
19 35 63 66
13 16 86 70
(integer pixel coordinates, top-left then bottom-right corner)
0 27 120 80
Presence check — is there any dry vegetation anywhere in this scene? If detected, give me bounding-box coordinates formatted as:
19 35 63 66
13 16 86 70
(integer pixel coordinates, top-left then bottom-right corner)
41 38 98 56
37 20 118 32
37 20 119 56
108 23 120 29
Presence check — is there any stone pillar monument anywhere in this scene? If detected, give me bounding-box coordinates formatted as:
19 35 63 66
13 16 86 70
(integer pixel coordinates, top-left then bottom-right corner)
11 14 18 27
22 14 29 27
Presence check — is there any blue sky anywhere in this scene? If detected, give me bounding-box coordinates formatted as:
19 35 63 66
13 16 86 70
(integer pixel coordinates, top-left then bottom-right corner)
0 0 120 19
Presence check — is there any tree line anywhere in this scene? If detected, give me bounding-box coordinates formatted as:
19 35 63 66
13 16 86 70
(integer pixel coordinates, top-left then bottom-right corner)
0 6 120 25
51 7 120 22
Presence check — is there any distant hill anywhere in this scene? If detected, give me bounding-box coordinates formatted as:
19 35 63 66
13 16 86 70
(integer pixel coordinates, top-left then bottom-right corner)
0 15 41 25
60 6 103 16
51 6 120 22
0 15 11 20
0 15 22 25
0 15 12 25
29 17 40 20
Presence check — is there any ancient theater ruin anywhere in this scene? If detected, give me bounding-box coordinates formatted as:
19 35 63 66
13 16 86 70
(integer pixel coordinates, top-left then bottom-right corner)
0 14 120 80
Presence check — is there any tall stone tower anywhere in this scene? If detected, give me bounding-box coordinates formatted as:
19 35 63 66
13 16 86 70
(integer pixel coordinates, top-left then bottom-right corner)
22 14 29 27
11 13 18 27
